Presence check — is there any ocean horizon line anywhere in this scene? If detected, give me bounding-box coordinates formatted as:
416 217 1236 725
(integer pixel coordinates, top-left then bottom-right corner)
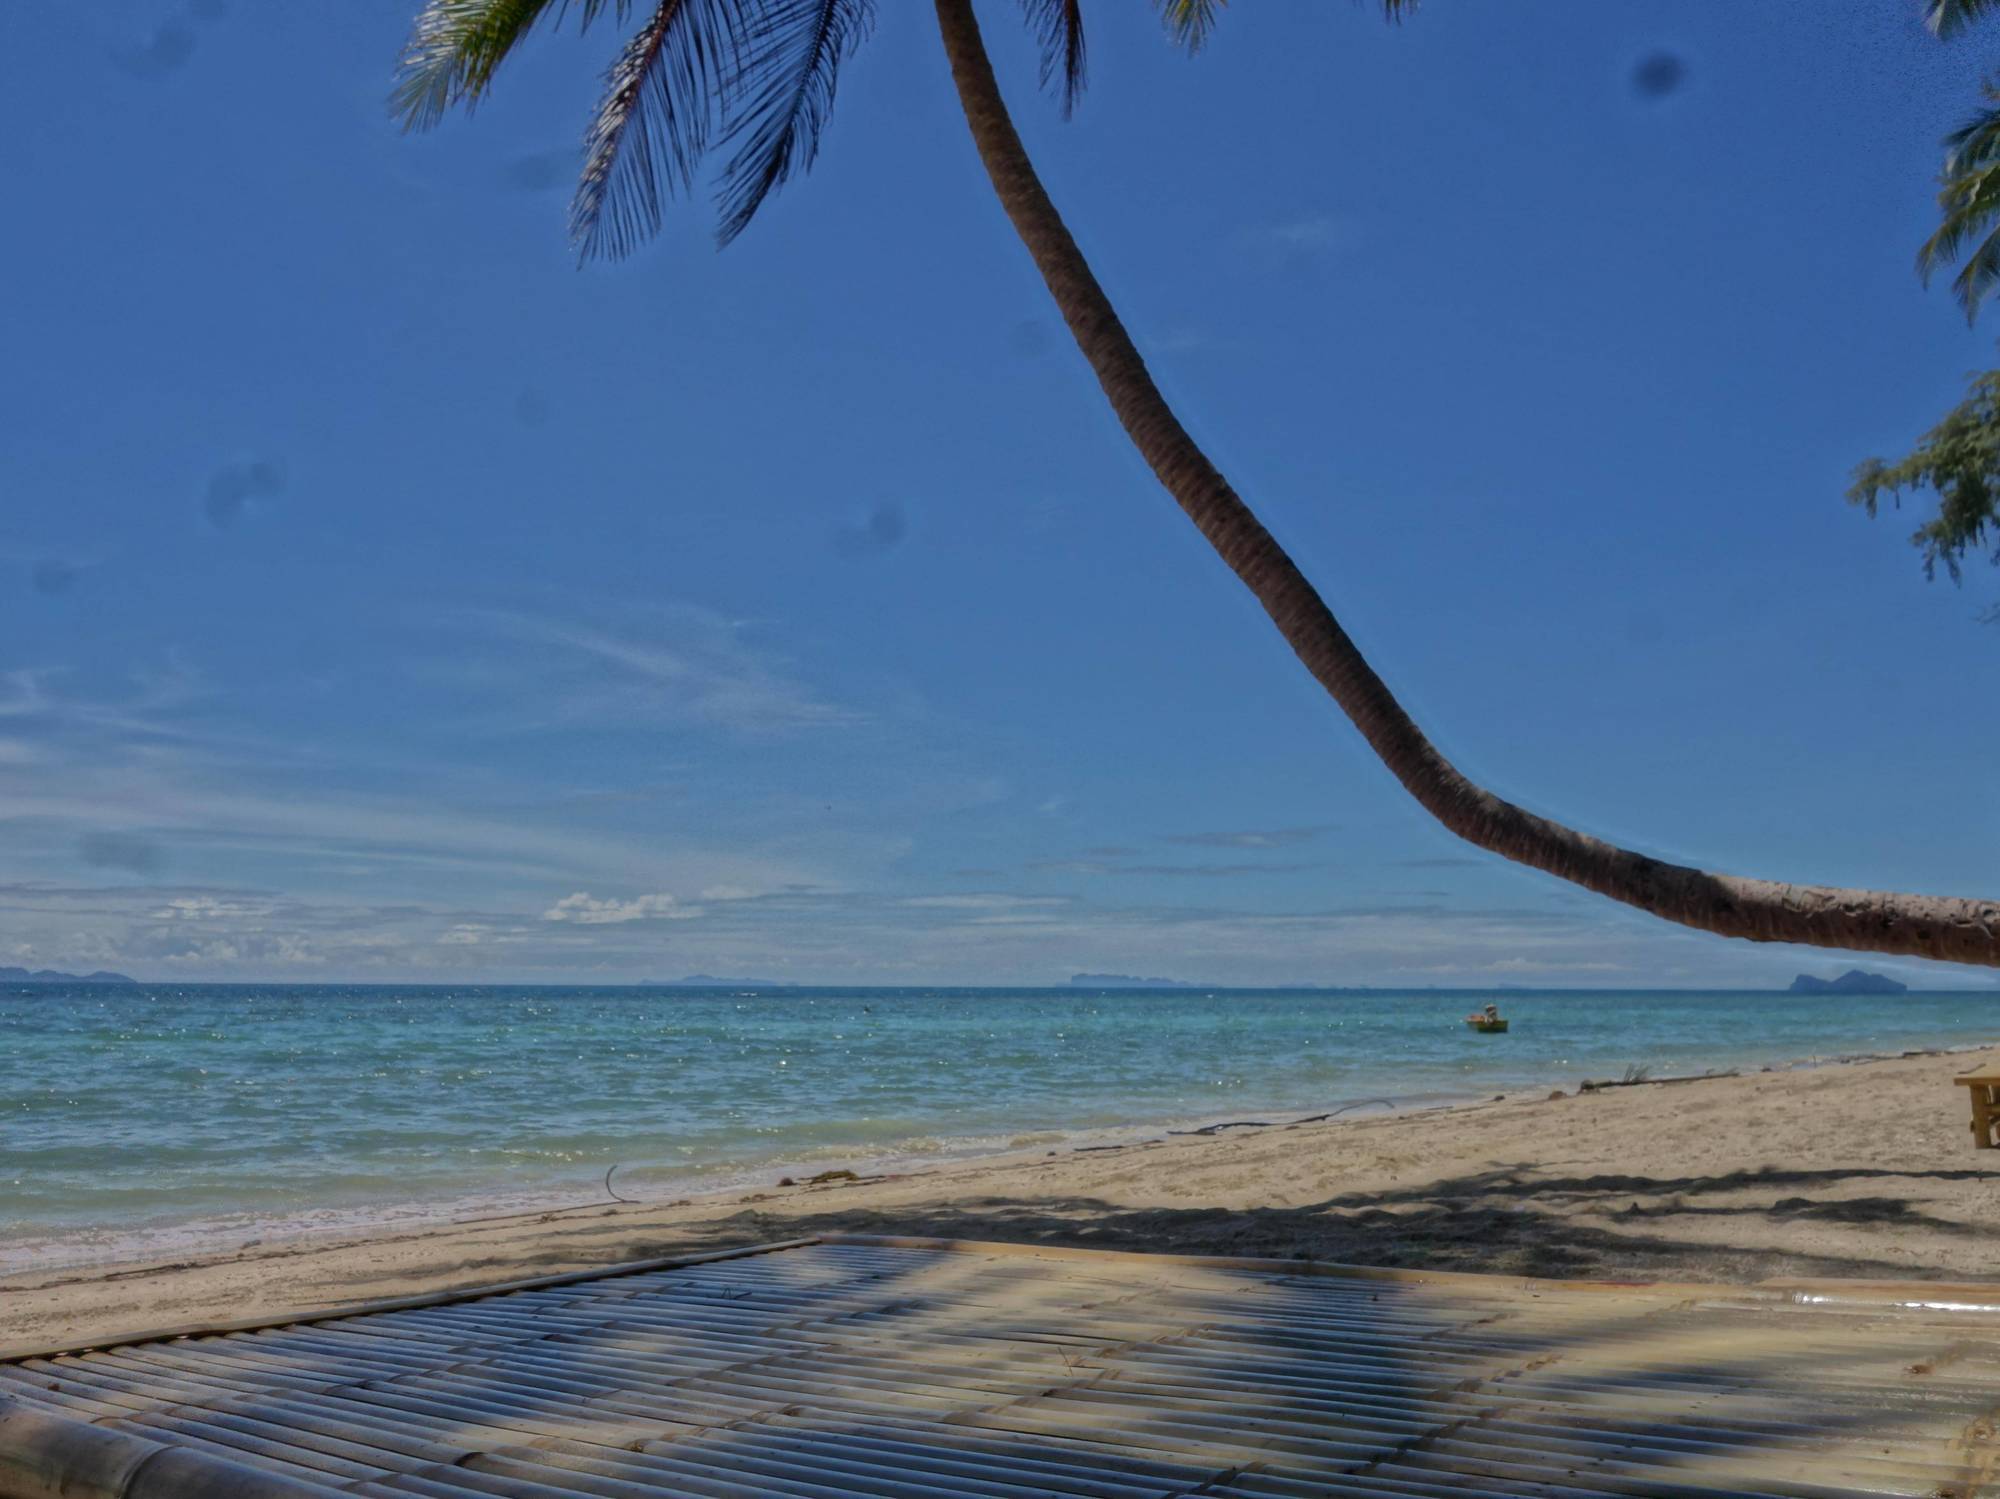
8 978 1997 994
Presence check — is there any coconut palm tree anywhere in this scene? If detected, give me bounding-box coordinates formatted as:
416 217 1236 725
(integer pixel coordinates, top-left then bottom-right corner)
1919 81 2000 321
396 0 2000 966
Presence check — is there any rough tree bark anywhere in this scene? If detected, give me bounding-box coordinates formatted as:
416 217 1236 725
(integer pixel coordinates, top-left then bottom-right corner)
931 0 2000 967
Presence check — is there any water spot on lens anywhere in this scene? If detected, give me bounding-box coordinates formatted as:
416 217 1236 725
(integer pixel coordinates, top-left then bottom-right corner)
1009 320 1050 358
111 21 195 79
31 561 78 596
866 503 906 547
504 152 568 192
1631 50 1687 100
80 832 163 875
1623 609 1663 645
205 457 286 529
834 502 908 558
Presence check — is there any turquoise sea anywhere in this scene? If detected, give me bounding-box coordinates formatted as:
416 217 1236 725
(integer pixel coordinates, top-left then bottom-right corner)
3 983 1994 1271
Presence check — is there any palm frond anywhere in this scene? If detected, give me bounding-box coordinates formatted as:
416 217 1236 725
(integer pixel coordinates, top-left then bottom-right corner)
1019 0 1085 114
713 0 875 245
1942 89 2000 173
394 0 563 129
571 0 741 260
574 0 641 23
1155 0 1411 55
393 0 646 129
1921 164 2000 268
1923 86 2000 320
1925 0 2000 38
1155 0 1222 52
1950 222 2000 324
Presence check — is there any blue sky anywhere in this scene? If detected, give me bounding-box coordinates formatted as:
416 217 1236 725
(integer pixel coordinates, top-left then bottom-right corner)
2 0 1997 986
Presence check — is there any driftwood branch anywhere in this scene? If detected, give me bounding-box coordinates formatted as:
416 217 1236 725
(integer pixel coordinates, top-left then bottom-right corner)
1577 1069 1738 1093
1168 1099 1397 1137
603 1164 638 1204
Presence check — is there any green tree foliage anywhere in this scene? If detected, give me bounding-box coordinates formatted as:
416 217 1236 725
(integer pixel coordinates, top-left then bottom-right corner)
1857 11 2000 588
1917 84 2000 322
392 0 1263 256
1849 372 2000 583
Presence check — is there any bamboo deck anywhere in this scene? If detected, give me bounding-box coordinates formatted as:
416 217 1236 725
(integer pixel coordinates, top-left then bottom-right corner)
2 1235 1998 1498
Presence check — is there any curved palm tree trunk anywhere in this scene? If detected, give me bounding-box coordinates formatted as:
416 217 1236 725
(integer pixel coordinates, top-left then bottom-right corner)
931 0 2000 967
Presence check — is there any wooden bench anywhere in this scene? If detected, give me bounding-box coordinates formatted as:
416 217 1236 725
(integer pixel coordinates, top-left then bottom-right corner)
1956 1071 2000 1148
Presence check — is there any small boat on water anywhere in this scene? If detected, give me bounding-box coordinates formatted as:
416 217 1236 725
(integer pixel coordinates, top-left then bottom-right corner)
1465 1003 1509 1034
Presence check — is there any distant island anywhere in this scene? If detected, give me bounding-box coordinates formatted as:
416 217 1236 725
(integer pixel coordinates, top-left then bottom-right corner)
1070 973 1197 989
644 975 792 988
1789 970 1909 996
0 967 136 985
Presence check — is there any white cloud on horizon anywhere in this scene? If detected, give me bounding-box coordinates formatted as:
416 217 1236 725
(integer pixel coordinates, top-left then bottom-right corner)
542 891 700 925
149 896 267 921
1 869 1990 989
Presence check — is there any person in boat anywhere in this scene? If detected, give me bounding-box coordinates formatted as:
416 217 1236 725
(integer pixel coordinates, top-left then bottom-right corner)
1467 1003 1503 1025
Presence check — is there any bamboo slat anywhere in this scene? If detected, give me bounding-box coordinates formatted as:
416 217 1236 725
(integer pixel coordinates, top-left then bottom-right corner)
3 1238 1998 1498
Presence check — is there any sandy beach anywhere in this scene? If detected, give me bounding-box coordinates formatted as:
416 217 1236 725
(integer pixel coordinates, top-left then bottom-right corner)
5 1044 1997 1357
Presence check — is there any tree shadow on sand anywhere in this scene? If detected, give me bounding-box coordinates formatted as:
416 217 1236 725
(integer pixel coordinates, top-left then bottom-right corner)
317 1156 2000 1302
646 1156 2000 1285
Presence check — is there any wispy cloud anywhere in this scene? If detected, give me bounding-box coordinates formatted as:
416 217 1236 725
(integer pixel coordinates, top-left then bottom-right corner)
0 669 56 720
442 604 861 735
1165 826 1329 850
903 893 1070 910
0 612 874 979
0 665 833 901
1233 212 1357 260
1026 826 1332 879
1414 957 1629 975
1032 859 1321 879
0 656 211 745
3 610 1964 988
